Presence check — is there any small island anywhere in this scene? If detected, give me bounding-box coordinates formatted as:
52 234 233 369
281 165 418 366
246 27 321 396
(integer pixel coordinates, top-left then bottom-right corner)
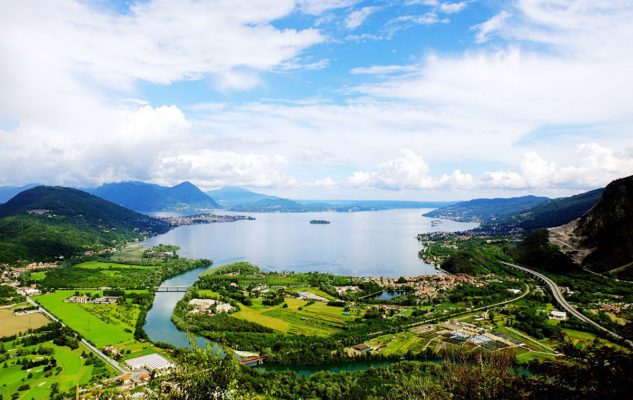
310 219 330 224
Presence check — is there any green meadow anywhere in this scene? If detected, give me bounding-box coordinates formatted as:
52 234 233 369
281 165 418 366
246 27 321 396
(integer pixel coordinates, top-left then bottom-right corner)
35 261 157 289
231 297 353 337
33 290 134 347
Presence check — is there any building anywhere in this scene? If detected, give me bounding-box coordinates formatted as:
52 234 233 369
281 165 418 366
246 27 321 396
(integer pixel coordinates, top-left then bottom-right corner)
550 310 567 320
93 296 119 304
124 353 174 375
66 295 90 304
351 343 372 353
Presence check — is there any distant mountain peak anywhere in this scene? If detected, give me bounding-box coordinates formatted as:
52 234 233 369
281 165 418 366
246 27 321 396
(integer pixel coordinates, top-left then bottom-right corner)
91 181 219 212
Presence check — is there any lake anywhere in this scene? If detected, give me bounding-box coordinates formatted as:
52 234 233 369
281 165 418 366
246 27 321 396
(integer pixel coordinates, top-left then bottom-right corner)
145 209 477 277
142 209 476 352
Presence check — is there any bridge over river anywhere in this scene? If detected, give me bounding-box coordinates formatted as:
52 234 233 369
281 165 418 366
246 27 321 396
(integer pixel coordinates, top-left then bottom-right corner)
156 286 189 292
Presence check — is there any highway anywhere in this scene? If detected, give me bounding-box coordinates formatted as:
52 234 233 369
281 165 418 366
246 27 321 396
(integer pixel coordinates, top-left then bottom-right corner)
500 261 633 347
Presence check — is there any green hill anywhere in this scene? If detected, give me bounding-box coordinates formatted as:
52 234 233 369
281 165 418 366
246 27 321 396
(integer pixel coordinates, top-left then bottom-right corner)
423 195 549 223
0 186 169 264
481 188 604 233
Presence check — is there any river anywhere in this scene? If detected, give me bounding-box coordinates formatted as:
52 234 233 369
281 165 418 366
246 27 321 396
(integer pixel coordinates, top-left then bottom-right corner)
142 209 477 374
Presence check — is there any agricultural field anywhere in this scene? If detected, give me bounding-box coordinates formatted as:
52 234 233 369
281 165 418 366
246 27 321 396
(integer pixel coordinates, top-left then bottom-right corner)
0 306 51 337
366 331 427 356
33 291 135 347
231 297 353 337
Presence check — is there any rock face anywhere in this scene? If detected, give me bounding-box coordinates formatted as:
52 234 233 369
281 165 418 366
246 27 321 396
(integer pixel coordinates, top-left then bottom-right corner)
573 175 633 272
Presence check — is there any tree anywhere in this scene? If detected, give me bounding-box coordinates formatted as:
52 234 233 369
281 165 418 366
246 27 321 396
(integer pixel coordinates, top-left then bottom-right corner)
155 345 242 400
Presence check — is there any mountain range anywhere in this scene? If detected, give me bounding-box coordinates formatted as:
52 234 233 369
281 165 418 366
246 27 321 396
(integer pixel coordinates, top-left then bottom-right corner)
89 181 220 212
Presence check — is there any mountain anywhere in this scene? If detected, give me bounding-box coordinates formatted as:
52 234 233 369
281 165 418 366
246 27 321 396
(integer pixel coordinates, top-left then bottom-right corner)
91 181 220 212
207 186 280 206
208 187 452 212
0 186 169 263
479 188 604 234
423 195 549 223
0 183 39 203
207 186 301 211
571 175 633 274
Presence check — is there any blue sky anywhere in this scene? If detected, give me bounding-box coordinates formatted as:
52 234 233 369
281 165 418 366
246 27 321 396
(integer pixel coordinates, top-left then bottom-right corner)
1 0 632 200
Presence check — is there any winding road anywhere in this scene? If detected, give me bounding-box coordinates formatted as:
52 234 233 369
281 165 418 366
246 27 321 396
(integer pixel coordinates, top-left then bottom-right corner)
500 261 633 347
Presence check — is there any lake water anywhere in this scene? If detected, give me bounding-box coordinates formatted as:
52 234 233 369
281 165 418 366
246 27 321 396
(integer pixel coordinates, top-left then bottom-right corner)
145 209 477 277
142 209 476 353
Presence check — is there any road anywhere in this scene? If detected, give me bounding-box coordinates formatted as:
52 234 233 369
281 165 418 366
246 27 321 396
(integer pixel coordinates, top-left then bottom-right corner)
26 297 129 375
500 261 633 347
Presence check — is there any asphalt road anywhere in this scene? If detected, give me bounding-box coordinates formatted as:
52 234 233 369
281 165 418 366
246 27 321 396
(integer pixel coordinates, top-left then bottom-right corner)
500 261 633 347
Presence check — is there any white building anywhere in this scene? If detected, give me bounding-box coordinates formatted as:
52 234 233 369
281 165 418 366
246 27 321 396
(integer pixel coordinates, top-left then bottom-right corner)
549 310 567 320
124 354 174 375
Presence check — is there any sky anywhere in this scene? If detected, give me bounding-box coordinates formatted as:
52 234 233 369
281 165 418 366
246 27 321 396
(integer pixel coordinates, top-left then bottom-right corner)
1 0 632 201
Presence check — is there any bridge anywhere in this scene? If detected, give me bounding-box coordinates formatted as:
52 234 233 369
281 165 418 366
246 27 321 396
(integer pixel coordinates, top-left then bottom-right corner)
156 286 189 292
500 261 633 348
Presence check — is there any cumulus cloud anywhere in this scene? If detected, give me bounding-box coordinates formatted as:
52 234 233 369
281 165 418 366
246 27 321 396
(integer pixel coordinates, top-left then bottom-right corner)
348 150 474 190
348 144 633 192
481 143 633 190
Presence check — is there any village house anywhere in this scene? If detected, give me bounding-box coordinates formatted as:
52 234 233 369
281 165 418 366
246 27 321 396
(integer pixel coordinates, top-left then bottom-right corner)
549 310 567 320
66 295 90 304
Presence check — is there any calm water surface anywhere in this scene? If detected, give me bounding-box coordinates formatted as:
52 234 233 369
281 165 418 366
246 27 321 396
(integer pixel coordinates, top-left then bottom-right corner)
143 209 476 357
145 209 477 277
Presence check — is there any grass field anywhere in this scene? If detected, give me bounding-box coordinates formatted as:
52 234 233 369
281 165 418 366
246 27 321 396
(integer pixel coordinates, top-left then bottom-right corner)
367 332 426 356
231 297 353 336
37 260 158 289
33 290 134 347
0 341 116 400
0 307 51 337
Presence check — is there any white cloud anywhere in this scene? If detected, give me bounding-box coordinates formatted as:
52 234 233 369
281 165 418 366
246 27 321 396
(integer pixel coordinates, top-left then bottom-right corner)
345 6 379 29
392 12 445 27
1 0 632 200
154 150 294 189
297 0 359 15
481 143 633 190
350 64 419 75
439 2 467 14
310 177 339 189
472 10 510 43
0 0 324 92
349 150 431 190
348 143 633 192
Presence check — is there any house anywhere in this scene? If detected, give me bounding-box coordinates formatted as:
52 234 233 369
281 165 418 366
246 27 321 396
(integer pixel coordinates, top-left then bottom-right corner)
93 296 119 304
352 343 372 353
102 345 121 357
550 310 567 320
66 295 90 304
139 372 151 382
124 353 174 375
119 375 131 385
